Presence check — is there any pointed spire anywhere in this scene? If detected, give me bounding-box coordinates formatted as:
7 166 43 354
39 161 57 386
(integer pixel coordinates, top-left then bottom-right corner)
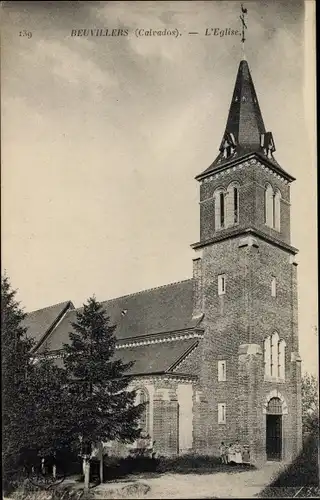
195 3 294 183
223 59 266 149
196 59 285 180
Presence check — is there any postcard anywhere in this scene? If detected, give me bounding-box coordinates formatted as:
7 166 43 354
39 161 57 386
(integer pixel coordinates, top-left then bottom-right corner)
1 1 317 498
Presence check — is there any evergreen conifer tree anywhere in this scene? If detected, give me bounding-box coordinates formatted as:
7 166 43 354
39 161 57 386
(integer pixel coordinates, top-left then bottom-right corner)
21 354 74 466
2 275 74 489
63 297 143 486
1 275 34 489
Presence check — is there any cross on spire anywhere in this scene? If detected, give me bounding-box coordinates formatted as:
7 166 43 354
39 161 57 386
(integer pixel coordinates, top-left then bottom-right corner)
240 4 248 60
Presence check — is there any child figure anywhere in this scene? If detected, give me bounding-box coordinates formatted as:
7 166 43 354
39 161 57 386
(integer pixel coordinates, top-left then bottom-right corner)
234 440 242 464
219 441 228 464
228 443 236 464
242 445 250 464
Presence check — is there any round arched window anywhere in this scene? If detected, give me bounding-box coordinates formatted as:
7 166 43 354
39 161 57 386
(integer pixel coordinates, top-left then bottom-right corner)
266 397 282 415
136 388 149 436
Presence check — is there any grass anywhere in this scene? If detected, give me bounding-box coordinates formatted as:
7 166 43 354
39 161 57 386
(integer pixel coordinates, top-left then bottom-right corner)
258 431 319 498
7 454 256 499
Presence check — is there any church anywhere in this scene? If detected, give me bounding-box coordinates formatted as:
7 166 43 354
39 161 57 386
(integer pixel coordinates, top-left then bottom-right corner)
24 57 302 466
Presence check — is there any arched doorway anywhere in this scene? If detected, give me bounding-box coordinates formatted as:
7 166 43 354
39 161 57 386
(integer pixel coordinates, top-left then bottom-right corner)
266 397 282 460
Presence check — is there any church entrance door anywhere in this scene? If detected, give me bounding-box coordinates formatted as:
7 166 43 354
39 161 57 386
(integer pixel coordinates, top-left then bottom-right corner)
266 397 282 461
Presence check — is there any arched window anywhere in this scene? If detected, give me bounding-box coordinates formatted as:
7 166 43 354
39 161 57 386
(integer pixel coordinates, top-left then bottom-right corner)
267 397 282 415
234 186 239 224
225 182 240 227
265 184 274 227
274 190 281 231
264 332 286 380
136 388 149 436
265 185 281 231
264 337 271 378
271 331 279 377
278 339 286 379
214 188 226 230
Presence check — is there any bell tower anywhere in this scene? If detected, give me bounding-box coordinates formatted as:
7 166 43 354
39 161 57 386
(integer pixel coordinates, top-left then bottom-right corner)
191 58 302 464
194 59 295 249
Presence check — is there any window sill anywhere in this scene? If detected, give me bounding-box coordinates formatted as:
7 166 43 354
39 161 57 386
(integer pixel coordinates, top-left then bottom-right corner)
264 223 280 233
264 376 286 383
216 223 239 232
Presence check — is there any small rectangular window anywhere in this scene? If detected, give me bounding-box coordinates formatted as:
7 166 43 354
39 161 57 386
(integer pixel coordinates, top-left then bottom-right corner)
218 274 226 295
218 360 226 381
218 403 226 424
271 277 276 297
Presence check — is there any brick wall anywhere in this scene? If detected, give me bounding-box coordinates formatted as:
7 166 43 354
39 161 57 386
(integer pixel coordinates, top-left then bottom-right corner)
105 377 194 457
194 218 301 461
199 158 291 246
192 389 209 454
153 387 179 456
174 343 201 376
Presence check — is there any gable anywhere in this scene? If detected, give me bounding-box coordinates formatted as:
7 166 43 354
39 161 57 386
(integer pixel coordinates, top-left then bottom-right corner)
171 342 202 376
22 301 74 350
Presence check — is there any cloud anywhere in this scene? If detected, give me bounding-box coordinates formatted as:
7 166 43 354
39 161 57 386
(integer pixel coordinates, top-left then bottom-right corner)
22 39 115 91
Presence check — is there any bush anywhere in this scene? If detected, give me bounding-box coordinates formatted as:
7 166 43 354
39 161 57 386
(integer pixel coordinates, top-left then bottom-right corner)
6 483 87 500
156 454 221 473
100 453 254 481
57 450 82 477
101 455 159 481
259 428 319 497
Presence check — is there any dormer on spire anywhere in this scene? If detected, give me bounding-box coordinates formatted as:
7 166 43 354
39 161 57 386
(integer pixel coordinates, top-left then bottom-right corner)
219 131 237 159
196 59 293 182
260 131 276 159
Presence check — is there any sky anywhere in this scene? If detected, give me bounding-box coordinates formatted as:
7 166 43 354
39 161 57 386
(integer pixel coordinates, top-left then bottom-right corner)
1 1 317 375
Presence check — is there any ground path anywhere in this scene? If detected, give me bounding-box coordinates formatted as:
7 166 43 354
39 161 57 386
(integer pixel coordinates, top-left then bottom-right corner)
93 461 286 499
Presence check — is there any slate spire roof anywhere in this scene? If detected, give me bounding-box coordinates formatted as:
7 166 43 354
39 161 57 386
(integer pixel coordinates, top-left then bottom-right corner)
222 59 266 149
197 59 294 181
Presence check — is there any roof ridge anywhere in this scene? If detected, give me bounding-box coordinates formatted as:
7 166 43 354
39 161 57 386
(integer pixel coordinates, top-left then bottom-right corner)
100 278 193 304
26 300 72 315
26 280 194 315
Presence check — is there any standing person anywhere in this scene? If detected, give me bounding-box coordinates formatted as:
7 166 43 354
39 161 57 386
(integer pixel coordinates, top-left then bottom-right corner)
242 445 250 464
223 442 228 464
219 441 227 464
234 440 242 465
228 443 235 464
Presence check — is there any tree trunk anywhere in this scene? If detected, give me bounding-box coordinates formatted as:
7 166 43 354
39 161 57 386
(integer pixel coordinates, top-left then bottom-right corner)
83 457 90 492
53 452 56 479
99 442 103 484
